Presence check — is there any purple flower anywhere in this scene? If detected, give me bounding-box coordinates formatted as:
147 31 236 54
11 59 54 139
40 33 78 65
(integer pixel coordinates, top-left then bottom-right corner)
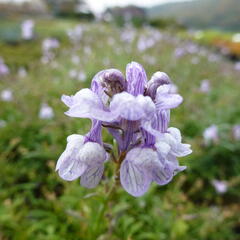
42 38 59 53
39 103 54 119
120 127 191 196
56 121 108 188
234 62 240 71
41 38 59 63
174 47 186 58
145 71 171 99
203 125 218 144
67 25 83 44
232 124 240 140
0 58 9 76
137 36 155 52
121 27 136 43
200 79 211 93
57 62 192 196
21 19 34 40
212 180 228 194
1 89 13 102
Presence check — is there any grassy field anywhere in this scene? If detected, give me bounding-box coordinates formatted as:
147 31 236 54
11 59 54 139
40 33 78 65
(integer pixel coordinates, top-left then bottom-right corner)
0 19 240 240
178 29 240 59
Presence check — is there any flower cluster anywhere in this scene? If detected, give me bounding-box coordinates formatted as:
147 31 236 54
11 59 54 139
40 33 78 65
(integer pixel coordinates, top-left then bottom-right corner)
56 62 192 197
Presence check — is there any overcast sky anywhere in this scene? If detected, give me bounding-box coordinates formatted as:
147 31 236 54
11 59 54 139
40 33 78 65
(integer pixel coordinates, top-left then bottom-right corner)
0 0 191 13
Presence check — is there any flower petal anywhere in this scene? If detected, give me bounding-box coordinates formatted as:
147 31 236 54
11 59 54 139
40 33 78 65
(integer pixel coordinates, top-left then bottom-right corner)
78 142 107 165
146 72 171 99
158 110 170 133
152 163 173 185
120 160 151 197
166 153 187 176
110 92 155 121
110 92 143 120
59 159 87 181
90 70 106 94
80 164 104 188
152 153 186 185
126 62 147 96
120 148 157 197
164 129 192 157
56 134 86 181
155 141 171 157
91 69 126 103
168 127 182 142
61 95 74 107
156 84 171 95
156 93 183 110
56 134 84 171
63 88 115 121
175 144 192 157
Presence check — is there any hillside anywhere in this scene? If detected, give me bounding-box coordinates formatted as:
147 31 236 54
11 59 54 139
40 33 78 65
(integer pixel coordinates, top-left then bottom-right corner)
147 0 240 31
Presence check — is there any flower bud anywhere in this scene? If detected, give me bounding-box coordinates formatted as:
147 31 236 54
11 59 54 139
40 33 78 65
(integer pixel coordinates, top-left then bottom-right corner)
101 69 126 96
145 72 171 99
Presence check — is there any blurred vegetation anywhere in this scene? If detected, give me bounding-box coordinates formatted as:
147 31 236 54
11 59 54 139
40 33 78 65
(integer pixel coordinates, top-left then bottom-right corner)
148 0 240 31
149 18 185 30
44 0 94 20
0 18 240 240
177 30 240 60
104 5 146 28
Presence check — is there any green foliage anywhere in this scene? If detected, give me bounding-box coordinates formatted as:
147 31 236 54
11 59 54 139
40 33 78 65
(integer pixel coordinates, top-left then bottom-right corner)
147 0 240 31
0 19 25 44
44 0 94 20
149 18 185 30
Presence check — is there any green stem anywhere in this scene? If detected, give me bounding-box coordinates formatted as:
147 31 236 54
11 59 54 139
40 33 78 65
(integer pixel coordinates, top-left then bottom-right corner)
92 151 126 238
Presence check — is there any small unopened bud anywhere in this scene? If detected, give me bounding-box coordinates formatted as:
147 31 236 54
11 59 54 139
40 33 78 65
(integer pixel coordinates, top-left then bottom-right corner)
101 69 126 96
145 72 171 99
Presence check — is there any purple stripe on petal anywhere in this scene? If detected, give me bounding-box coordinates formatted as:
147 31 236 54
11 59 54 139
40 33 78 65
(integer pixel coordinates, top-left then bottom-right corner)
120 160 151 197
80 164 104 188
85 120 102 144
152 163 173 186
126 62 147 96
59 160 87 181
158 110 170 133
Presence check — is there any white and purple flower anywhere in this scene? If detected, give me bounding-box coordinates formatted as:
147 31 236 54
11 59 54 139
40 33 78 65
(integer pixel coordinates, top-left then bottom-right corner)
232 124 240 141
56 62 192 197
41 38 59 63
39 103 54 120
21 19 35 40
203 124 218 145
1 89 13 102
56 121 108 188
0 58 9 76
212 180 228 194
200 79 211 93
